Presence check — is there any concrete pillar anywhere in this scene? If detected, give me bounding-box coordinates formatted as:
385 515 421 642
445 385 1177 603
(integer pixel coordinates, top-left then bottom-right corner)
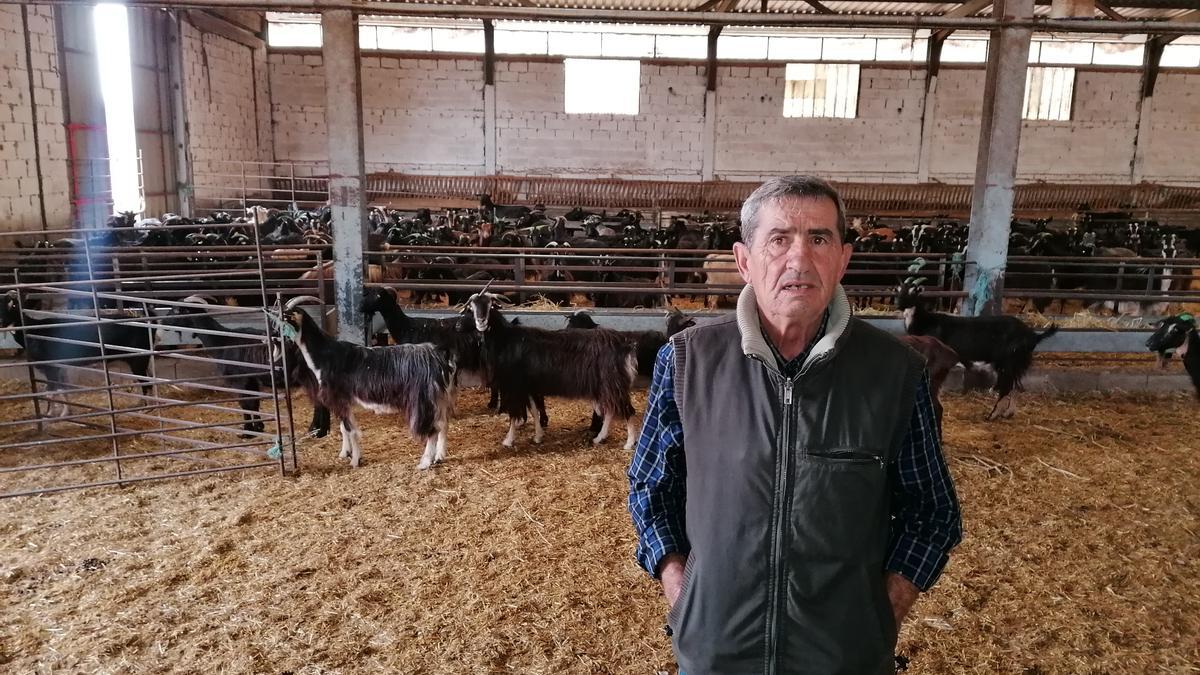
961 0 1033 317
701 90 717 181
1131 97 1153 183
917 69 939 182
484 85 497 174
321 10 367 343
167 13 193 217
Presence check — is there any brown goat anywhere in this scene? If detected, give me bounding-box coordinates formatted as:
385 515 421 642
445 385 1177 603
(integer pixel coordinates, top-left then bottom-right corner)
899 334 958 432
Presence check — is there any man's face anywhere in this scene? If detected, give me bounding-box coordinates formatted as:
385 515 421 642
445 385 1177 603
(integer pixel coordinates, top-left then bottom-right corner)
732 196 852 326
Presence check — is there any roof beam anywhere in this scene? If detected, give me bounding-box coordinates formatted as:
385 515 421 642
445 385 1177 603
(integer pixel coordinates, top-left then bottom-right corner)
1094 1 1127 20
803 0 835 13
933 0 995 42
1170 9 1200 22
706 24 722 91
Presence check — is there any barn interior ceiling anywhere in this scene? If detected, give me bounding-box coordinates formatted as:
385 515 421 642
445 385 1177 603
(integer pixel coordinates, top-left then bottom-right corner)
10 0 1198 32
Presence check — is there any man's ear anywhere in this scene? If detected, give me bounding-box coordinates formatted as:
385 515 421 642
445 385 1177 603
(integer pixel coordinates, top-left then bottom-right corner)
733 241 753 285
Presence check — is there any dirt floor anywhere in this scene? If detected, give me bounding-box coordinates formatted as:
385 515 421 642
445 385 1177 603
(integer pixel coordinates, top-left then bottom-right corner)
1 383 1198 673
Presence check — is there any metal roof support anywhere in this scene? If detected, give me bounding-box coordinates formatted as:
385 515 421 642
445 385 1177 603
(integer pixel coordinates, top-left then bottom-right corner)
483 19 497 175
1094 1 1127 20
702 25 722 181
802 0 835 13
916 36 943 182
1129 32 1177 182
962 0 1033 317
918 1 993 182
322 9 367 343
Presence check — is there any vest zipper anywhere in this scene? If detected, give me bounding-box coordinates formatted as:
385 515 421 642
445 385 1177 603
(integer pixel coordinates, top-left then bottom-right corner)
765 377 794 674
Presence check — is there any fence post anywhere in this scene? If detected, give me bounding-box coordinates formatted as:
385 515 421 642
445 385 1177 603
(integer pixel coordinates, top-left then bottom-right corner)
82 236 125 484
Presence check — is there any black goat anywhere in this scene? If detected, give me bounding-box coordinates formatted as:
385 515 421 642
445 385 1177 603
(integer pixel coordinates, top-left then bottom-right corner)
1 291 151 418
896 280 1058 420
478 194 531 221
459 292 638 449
1146 314 1200 398
1145 313 1194 369
566 307 694 434
361 287 548 426
280 307 457 470
166 296 330 438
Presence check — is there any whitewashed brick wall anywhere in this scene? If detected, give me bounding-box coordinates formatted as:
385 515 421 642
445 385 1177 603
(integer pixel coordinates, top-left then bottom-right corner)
931 68 1143 183
0 6 70 232
267 53 1200 186
1139 72 1200 184
271 53 486 173
714 64 925 181
495 60 706 178
182 21 271 207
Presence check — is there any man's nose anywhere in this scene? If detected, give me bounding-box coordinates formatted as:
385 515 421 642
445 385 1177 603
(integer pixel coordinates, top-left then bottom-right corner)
784 238 811 268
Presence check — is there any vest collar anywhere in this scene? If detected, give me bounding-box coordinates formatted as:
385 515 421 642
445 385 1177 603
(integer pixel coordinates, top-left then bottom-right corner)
736 283 852 372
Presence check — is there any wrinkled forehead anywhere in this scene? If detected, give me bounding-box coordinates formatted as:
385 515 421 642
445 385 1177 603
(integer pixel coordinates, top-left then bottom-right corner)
758 196 840 235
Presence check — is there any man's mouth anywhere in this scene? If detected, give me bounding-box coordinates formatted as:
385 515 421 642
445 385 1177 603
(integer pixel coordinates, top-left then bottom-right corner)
781 282 816 291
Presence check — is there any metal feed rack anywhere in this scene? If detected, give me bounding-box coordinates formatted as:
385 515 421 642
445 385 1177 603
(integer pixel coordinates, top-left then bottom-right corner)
0 225 311 499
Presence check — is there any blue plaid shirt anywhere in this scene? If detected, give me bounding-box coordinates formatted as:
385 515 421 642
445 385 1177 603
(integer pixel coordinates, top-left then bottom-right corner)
627 329 962 592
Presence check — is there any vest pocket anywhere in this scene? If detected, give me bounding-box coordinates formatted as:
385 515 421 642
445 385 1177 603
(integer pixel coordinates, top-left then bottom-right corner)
805 448 885 467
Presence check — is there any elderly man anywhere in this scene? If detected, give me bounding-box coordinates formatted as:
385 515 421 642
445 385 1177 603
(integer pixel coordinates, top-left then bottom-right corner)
628 175 962 674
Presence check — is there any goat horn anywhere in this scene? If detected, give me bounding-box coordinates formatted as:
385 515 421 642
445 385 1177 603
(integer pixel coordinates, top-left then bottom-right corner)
479 278 494 295
283 295 322 310
180 295 217 305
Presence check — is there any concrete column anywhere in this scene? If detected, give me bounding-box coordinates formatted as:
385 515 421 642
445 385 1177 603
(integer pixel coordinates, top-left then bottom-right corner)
916 75 938 182
962 0 1032 317
484 84 497 175
1131 98 1153 183
701 90 717 181
167 13 193 217
321 10 367 343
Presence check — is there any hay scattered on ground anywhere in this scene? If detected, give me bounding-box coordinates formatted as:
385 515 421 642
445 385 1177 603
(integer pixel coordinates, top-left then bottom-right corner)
1 387 1197 673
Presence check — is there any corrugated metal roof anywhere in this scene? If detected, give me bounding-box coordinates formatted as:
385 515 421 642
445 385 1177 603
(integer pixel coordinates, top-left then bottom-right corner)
354 1 1193 21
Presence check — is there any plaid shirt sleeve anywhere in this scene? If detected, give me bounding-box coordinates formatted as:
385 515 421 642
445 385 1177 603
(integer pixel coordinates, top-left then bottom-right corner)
887 371 963 591
627 341 689 579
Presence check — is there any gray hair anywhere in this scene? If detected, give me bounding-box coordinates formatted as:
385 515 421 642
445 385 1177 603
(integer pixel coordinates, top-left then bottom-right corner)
739 175 848 246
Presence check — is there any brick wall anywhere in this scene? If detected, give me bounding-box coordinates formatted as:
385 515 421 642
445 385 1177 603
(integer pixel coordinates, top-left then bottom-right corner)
495 60 705 178
0 6 70 232
1139 71 1200 184
714 64 925 181
271 53 487 173
930 67 1143 183
267 52 1200 186
182 19 271 208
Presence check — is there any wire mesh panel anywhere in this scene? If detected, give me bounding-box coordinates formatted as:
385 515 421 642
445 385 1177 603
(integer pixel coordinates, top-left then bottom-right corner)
0 224 316 498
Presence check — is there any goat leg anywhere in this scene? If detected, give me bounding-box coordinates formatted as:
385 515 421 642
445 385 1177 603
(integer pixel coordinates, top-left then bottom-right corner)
309 406 330 438
1002 391 1018 419
502 417 519 448
531 399 545 444
418 435 437 471
987 395 1007 421
434 424 448 464
346 412 363 468
339 419 352 460
593 411 613 445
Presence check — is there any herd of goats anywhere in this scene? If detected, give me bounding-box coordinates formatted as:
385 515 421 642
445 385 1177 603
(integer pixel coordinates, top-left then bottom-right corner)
9 194 1200 314
1 194 1198 469
1 281 1196 471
